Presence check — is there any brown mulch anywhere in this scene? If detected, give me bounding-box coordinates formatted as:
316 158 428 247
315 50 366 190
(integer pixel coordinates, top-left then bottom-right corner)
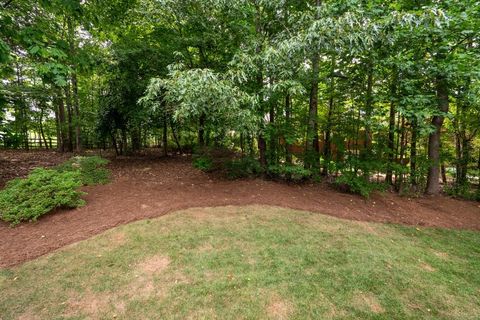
1 151 479 268
0 150 72 188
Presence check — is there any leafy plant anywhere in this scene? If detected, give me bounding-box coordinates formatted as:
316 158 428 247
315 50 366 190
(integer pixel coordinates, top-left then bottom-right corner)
192 155 214 172
335 171 385 198
56 156 110 186
445 183 480 201
0 169 85 226
268 164 313 182
225 157 263 179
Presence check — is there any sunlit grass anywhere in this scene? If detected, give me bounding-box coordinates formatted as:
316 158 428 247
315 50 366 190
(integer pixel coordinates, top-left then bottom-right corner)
1 205 479 319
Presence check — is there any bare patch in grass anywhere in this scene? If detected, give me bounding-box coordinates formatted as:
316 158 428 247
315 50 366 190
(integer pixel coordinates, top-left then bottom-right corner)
420 262 436 272
266 294 293 320
352 292 384 314
138 255 171 274
433 250 449 260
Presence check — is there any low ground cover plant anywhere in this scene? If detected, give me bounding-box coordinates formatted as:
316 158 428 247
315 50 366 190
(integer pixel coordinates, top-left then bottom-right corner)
0 169 85 226
0 156 110 226
56 155 110 185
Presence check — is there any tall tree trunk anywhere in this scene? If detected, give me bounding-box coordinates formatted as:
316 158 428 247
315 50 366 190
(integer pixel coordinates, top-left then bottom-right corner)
426 74 449 194
254 2 267 167
323 56 336 175
198 112 206 147
170 120 181 152
305 20 320 168
67 17 82 152
364 58 374 151
410 118 418 187
268 85 276 165
39 108 48 149
396 116 406 189
56 90 67 152
72 73 81 152
386 69 397 184
163 116 168 157
285 93 292 165
64 84 74 152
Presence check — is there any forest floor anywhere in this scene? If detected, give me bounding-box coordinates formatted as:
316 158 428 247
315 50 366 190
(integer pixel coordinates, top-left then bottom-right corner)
1 149 480 268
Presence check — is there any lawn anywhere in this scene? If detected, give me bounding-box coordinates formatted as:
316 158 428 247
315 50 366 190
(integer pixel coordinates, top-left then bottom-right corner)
1 205 479 319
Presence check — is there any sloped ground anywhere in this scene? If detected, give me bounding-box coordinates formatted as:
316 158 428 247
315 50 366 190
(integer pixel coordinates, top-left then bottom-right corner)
1 206 479 319
0 151 479 268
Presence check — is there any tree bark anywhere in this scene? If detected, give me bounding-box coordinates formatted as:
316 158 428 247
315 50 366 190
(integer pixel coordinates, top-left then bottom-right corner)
56 90 67 152
285 93 292 165
163 116 168 157
305 42 320 168
254 2 267 168
64 84 74 152
364 58 374 151
410 118 417 187
323 57 336 175
198 112 206 147
426 74 449 194
67 17 81 152
386 70 397 184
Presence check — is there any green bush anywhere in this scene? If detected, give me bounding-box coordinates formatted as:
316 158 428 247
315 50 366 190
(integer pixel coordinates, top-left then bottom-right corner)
192 155 214 172
0 168 86 226
225 157 263 179
335 171 385 198
445 183 480 201
268 164 313 182
56 156 110 185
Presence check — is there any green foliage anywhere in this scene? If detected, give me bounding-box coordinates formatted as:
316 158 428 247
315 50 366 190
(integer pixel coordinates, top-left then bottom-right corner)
192 155 214 172
268 164 313 183
225 157 262 179
445 184 480 201
56 156 110 186
0 168 85 226
335 171 386 198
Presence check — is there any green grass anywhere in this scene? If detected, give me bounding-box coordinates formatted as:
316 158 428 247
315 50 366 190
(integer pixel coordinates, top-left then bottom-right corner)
1 205 479 319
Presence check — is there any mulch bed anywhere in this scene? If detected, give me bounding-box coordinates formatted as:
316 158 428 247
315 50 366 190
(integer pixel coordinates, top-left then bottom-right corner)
1 150 479 268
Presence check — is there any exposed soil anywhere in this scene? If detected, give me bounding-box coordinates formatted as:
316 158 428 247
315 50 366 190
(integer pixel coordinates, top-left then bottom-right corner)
0 150 72 188
1 151 480 268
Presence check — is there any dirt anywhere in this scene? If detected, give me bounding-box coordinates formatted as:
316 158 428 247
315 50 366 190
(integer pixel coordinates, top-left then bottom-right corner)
0 150 72 188
1 151 480 268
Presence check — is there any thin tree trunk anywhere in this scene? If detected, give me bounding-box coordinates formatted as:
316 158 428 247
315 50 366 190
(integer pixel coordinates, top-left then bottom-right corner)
364 58 374 152
323 57 335 175
170 120 181 152
304 0 321 170
386 69 397 184
254 2 267 168
285 93 292 165
56 90 67 152
198 113 206 147
39 108 48 149
64 84 74 152
410 118 417 187
163 116 168 157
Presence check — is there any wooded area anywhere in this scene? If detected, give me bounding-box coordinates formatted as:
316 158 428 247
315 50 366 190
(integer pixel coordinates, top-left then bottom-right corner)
1 0 479 197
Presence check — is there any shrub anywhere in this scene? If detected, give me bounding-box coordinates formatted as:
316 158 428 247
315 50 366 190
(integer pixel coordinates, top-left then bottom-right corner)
335 171 385 198
56 156 110 185
0 168 86 226
192 155 214 172
268 164 313 182
225 157 263 179
445 183 480 201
